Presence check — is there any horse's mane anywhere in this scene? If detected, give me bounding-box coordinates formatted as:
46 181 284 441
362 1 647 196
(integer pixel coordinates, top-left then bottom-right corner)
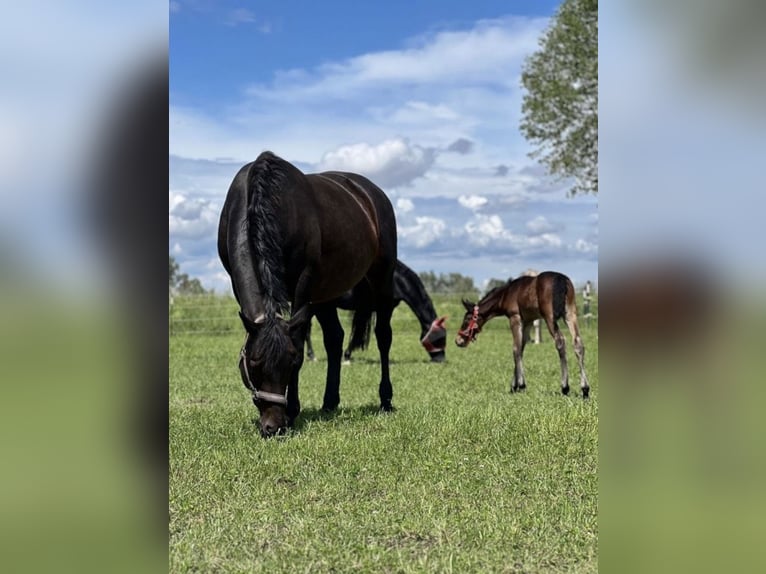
247 151 290 316
245 152 293 376
394 260 437 324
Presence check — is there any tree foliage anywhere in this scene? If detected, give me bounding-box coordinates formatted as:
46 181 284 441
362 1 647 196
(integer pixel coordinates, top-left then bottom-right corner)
418 271 479 296
521 0 598 195
169 255 207 295
485 278 509 293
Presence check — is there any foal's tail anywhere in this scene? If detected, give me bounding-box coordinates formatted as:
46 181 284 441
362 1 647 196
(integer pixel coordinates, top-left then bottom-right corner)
552 273 571 322
348 307 374 352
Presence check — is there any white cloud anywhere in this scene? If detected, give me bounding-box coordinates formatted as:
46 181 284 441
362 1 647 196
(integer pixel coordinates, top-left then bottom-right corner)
526 215 559 235
463 213 564 253
318 138 435 188
464 214 507 246
225 9 257 27
387 101 460 124
457 194 488 211
169 190 219 240
396 198 414 213
247 17 546 102
399 216 447 248
573 238 598 254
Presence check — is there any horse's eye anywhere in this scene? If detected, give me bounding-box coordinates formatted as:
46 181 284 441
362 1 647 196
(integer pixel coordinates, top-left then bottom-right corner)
249 360 257 367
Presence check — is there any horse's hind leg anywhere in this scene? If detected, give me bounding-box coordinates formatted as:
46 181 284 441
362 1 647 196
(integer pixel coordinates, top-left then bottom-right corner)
565 310 590 399
375 301 394 411
315 305 344 411
510 315 526 392
544 316 570 395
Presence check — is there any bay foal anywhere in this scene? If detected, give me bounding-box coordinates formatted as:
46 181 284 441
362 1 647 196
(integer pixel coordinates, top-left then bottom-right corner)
455 271 589 398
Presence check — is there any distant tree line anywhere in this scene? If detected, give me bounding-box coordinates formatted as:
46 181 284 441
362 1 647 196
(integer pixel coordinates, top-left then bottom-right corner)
418 271 479 296
169 255 207 295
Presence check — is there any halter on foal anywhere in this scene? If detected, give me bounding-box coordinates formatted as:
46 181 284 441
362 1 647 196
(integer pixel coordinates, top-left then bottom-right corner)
455 271 590 398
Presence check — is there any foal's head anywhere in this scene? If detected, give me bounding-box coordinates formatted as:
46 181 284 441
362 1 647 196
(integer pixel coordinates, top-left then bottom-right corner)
238 311 303 438
455 299 487 348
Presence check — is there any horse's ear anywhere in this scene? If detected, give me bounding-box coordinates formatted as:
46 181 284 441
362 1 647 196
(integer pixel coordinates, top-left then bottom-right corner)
436 316 447 327
461 299 474 312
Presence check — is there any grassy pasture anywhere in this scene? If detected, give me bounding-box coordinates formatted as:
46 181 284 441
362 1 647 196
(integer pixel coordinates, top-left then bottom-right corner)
170 296 598 573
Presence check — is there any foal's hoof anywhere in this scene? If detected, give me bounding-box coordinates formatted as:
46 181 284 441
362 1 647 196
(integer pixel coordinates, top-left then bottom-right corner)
561 386 570 396
582 387 590 399
379 402 395 413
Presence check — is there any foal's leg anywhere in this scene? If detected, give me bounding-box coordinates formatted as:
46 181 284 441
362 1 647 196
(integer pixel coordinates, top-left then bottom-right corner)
544 316 570 395
314 305 344 411
375 301 395 411
565 310 590 399
509 315 525 392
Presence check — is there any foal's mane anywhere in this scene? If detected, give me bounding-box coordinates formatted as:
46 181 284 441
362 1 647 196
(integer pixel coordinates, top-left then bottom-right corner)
482 279 513 302
247 151 290 316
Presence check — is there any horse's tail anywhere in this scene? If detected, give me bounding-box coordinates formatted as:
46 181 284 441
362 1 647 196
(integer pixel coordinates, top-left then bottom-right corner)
552 273 570 322
348 307 374 352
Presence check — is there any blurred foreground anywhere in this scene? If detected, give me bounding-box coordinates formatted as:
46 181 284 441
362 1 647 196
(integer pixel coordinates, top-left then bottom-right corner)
601 1 766 571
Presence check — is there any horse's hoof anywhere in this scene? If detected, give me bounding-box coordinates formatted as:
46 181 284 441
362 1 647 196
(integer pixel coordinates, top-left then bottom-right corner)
582 387 590 399
321 403 339 413
561 386 570 396
379 403 395 413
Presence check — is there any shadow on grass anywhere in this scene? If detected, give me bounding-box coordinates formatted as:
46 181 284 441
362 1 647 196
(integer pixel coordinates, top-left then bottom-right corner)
293 403 391 433
304 356 446 366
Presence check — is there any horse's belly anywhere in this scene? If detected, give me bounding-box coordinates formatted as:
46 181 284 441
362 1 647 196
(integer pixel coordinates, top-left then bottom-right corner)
310 242 377 302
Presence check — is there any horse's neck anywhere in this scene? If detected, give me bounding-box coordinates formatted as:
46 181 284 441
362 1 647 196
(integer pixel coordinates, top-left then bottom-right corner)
395 278 437 334
479 291 507 321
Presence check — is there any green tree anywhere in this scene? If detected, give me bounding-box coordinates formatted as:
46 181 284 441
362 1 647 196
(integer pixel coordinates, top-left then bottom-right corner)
169 255 179 287
485 278 509 293
169 254 208 295
521 0 598 195
418 271 479 296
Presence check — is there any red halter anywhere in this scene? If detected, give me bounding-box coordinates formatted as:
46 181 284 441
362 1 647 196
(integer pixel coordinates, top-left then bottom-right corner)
458 305 481 342
421 317 447 353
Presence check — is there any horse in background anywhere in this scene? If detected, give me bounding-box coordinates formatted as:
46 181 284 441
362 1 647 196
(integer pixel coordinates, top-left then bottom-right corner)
305 259 448 363
455 271 589 398
218 151 398 437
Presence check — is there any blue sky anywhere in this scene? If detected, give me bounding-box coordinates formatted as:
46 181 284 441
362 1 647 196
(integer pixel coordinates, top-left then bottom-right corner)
169 0 598 293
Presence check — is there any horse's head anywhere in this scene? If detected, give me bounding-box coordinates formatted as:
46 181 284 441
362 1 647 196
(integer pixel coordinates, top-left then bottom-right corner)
421 316 448 362
238 310 305 438
455 299 484 347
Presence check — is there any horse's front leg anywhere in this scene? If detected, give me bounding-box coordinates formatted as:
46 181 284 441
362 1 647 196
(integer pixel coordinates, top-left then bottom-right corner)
510 315 525 392
314 305 344 411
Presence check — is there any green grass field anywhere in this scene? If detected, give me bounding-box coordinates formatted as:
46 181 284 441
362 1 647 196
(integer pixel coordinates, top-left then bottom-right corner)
170 296 598 573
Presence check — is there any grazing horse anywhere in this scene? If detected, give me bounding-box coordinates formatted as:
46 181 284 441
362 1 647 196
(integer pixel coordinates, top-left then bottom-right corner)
305 259 448 363
218 151 398 437
454 271 589 398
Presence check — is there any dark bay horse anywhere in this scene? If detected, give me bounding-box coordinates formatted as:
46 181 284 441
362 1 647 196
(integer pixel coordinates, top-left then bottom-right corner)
455 271 589 398
218 151 397 437
305 259 448 363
